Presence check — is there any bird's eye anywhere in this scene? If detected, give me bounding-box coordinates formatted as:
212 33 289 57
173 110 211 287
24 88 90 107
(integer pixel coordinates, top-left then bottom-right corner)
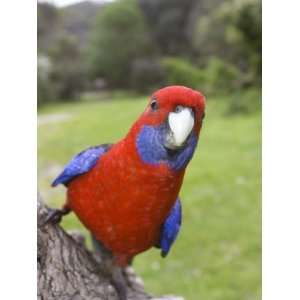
150 98 159 111
174 105 184 113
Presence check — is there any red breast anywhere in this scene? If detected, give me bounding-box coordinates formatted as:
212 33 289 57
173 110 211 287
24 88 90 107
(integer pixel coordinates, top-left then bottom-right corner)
67 137 184 266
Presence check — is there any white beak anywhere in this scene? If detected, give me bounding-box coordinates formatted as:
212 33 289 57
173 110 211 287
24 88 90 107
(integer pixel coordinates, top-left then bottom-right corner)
168 107 194 148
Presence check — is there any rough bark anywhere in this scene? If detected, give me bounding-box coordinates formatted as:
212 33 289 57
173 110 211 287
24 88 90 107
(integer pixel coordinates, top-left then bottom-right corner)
37 197 184 300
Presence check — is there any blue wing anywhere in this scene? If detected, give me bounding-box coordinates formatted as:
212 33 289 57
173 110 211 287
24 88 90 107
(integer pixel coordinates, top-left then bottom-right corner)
52 144 112 187
158 197 182 257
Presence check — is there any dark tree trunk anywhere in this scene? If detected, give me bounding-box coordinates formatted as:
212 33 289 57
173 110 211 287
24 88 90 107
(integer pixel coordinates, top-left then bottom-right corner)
37 197 183 300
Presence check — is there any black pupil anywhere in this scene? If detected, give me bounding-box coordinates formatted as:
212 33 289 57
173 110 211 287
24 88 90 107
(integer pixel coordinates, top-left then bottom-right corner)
175 106 181 113
151 100 158 110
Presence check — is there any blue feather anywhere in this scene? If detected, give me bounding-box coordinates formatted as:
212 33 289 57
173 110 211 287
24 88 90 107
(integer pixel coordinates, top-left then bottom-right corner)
52 144 112 187
158 197 182 257
136 124 198 171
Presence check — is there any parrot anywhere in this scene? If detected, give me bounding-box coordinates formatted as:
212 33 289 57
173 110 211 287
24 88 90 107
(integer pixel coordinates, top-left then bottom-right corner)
46 85 206 300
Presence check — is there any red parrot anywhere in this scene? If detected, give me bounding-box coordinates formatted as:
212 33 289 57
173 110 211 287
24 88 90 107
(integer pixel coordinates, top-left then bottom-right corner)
47 86 206 299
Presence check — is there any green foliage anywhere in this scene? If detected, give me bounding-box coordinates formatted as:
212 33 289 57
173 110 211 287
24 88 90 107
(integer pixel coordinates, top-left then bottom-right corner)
227 87 261 115
204 57 241 95
49 35 87 100
87 0 155 87
194 0 261 86
138 0 198 55
38 94 261 300
38 55 56 106
38 35 88 106
37 0 261 113
38 75 54 107
161 57 244 97
161 57 206 90
231 0 262 84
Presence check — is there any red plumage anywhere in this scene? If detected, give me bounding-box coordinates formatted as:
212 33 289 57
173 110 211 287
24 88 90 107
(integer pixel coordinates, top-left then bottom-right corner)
64 86 205 266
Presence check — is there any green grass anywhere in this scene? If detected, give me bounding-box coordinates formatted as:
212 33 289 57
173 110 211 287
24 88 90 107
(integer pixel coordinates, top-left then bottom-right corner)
38 95 261 300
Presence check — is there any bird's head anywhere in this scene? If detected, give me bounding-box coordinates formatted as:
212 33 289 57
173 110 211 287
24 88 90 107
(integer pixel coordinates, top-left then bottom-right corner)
139 85 206 150
130 86 206 170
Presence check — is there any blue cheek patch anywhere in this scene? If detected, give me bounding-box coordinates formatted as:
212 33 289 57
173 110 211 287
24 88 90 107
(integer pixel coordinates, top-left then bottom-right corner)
136 125 198 171
136 125 167 165
169 135 198 170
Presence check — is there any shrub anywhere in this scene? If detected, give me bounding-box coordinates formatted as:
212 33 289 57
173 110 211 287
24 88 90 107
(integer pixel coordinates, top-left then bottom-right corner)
161 57 206 90
87 0 156 88
204 57 241 95
193 0 261 87
37 55 56 106
227 87 261 115
49 35 87 100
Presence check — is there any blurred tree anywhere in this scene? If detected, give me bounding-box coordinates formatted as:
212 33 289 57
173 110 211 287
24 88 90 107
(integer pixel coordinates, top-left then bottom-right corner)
49 35 87 100
231 0 261 84
138 0 198 56
38 55 56 106
204 56 241 94
227 86 261 114
194 0 261 86
37 0 261 109
130 58 165 92
87 0 156 87
161 57 206 90
60 1 105 49
37 2 61 52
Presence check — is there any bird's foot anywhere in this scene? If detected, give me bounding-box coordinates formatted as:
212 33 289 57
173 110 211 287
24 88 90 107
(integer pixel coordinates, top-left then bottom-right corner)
111 266 128 300
122 266 144 293
110 266 147 300
42 206 71 226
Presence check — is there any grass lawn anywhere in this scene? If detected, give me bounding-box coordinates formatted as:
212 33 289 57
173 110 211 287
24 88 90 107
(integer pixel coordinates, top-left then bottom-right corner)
38 94 261 300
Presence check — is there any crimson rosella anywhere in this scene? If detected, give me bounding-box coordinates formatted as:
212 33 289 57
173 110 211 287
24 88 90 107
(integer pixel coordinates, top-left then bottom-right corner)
47 85 206 299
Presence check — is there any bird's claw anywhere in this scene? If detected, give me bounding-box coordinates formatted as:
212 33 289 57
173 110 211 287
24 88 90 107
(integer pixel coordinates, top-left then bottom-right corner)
42 207 70 226
111 267 128 300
